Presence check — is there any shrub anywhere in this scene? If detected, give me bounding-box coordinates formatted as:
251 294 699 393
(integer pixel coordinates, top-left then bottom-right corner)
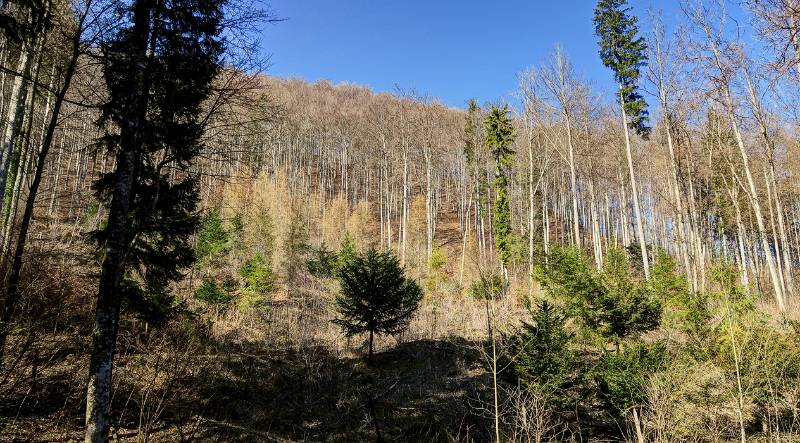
596 248 662 345
536 247 661 347
534 246 599 313
194 277 231 305
594 341 669 419
306 242 339 279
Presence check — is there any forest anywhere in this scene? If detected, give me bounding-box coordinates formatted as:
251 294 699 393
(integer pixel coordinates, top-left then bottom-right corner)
1 0 800 441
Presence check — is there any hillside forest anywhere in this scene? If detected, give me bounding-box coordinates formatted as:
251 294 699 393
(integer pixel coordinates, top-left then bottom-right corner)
2 0 800 441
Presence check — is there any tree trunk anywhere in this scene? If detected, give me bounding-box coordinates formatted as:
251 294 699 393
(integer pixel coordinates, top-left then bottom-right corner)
85 1 153 440
566 118 580 249
0 39 37 221
368 328 374 364
620 94 650 280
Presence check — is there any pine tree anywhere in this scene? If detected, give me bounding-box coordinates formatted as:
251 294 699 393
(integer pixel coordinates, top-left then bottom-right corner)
333 247 422 363
594 0 650 137
484 106 515 283
84 0 225 440
536 247 661 348
502 300 581 409
196 209 229 263
594 0 652 280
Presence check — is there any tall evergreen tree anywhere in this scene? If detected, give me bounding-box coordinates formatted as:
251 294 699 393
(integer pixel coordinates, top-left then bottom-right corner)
594 0 650 136
484 106 515 283
463 99 480 167
594 0 652 279
84 0 225 440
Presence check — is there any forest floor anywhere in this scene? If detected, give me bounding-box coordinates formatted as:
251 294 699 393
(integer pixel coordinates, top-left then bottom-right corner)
0 309 494 442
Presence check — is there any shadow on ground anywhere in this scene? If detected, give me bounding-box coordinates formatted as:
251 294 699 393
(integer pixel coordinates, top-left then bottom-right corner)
176 337 491 442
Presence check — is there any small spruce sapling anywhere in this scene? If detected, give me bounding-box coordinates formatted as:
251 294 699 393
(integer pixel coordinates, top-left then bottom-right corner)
333 247 422 363
535 247 661 348
239 254 275 310
502 300 581 409
306 242 339 279
195 277 232 305
594 341 668 420
196 209 229 263
598 248 661 348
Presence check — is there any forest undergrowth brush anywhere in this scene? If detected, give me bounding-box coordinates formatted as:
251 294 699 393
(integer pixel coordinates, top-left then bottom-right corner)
3 191 800 441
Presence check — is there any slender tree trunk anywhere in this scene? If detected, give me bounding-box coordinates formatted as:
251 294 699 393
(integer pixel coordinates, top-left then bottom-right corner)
724 103 785 310
566 118 580 248
401 146 408 265
620 94 650 280
528 130 536 283
0 40 37 221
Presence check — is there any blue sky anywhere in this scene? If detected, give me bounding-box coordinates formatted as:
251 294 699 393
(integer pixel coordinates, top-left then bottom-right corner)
260 1 736 109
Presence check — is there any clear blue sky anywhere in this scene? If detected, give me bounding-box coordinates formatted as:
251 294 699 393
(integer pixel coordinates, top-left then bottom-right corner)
260 1 737 109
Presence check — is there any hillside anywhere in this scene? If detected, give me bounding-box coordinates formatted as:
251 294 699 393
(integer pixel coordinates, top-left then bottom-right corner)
1 0 800 441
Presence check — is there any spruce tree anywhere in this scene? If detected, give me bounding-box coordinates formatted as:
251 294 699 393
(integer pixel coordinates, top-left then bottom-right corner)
594 0 652 279
502 301 580 409
484 106 515 283
463 99 480 167
536 247 661 348
594 0 650 136
196 209 229 263
333 247 422 363
84 0 225 440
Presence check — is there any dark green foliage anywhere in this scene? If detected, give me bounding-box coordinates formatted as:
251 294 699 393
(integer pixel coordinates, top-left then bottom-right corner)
593 342 668 418
307 242 339 279
534 246 598 309
240 254 275 296
90 0 225 323
307 236 363 281
195 277 232 305
484 106 515 269
196 209 229 262
536 247 661 345
121 277 184 323
463 99 480 166
594 0 650 136
649 251 688 302
333 247 423 360
501 301 581 409
599 249 661 344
